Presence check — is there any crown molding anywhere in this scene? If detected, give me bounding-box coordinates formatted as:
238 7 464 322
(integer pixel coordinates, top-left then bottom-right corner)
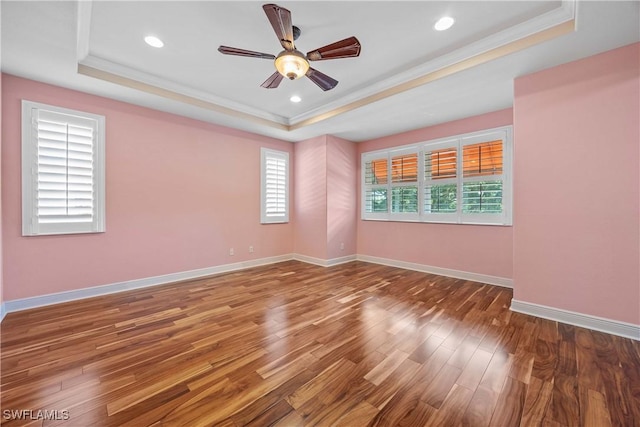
78 55 289 127
289 0 576 127
76 0 92 62
75 0 576 134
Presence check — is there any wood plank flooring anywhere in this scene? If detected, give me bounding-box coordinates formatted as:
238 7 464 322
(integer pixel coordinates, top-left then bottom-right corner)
1 261 639 426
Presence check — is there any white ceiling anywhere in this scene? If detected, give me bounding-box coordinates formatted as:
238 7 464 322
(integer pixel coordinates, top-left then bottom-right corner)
2 1 639 142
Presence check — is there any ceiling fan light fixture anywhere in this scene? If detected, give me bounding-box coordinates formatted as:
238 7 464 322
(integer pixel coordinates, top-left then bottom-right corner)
275 50 309 80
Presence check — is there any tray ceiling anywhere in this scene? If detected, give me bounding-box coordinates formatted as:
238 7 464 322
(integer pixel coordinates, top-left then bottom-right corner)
2 1 639 141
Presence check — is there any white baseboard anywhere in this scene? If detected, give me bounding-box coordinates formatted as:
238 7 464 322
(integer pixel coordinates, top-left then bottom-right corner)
293 253 357 267
3 254 295 315
4 255 637 343
357 254 513 288
511 299 640 341
1 253 510 318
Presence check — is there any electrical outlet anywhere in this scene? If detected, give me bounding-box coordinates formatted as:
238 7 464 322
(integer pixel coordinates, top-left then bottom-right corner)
229 248 234 256
249 245 254 253
340 242 344 250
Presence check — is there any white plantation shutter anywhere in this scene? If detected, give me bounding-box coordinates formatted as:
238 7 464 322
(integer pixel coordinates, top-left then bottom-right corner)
22 101 105 236
390 151 419 217
361 126 512 225
362 155 389 218
362 149 420 220
261 148 289 223
460 131 511 224
423 141 458 222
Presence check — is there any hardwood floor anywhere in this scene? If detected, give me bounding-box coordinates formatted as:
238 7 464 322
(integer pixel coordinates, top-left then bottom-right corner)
1 261 639 426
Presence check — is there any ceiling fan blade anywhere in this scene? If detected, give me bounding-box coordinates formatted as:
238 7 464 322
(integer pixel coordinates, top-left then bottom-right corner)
261 71 284 89
262 4 294 51
306 67 338 91
306 36 361 61
218 46 275 60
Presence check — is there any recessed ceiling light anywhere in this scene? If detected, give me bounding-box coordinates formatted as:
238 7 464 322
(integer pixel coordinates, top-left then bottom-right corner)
434 16 455 31
144 35 164 48
290 95 302 103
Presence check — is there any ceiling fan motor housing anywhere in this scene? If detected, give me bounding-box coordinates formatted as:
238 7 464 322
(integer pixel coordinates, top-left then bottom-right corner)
292 25 301 41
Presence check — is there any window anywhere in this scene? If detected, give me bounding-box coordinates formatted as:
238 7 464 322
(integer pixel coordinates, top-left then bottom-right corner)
363 156 388 217
362 126 512 225
424 140 459 222
22 101 105 236
461 137 505 220
261 148 289 224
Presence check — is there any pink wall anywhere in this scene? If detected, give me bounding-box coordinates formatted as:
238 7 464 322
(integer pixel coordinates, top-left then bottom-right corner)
293 136 328 259
4 41 638 332
326 135 357 259
513 42 640 325
357 109 514 280
2 75 294 301
293 135 358 261
0 70 3 311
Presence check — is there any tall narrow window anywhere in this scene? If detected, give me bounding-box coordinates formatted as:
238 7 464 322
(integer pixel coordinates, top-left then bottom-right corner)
261 148 289 224
22 101 105 236
363 156 388 215
424 142 458 222
390 152 418 216
460 134 508 223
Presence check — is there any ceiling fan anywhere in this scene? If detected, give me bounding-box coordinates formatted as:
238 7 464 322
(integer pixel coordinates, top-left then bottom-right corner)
218 3 361 91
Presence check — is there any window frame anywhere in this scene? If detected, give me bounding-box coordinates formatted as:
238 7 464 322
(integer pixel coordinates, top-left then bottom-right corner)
422 138 460 223
361 125 512 226
260 147 290 224
362 153 390 221
388 146 421 222
21 100 106 236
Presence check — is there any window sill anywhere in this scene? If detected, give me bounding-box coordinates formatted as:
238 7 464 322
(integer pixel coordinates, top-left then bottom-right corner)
360 217 512 227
